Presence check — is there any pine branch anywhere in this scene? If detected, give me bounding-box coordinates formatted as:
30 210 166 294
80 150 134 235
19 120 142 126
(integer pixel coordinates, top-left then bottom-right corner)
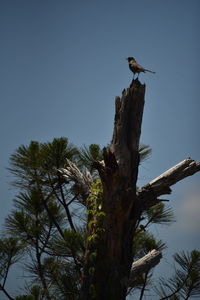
157 250 200 300
50 175 76 232
0 284 15 300
139 271 149 300
1 252 12 289
35 237 51 300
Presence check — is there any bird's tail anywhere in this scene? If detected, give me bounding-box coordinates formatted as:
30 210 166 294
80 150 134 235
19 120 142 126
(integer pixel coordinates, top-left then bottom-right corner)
145 69 156 74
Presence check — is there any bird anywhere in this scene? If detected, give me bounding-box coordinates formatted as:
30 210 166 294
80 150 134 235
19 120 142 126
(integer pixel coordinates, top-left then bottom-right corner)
126 57 155 78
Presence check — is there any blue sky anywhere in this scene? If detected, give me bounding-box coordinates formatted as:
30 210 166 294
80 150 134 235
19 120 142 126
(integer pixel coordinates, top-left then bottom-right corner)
0 0 200 298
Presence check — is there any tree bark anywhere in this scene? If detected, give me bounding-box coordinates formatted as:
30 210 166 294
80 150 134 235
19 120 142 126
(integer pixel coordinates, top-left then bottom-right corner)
60 157 200 297
81 79 146 300
63 78 200 299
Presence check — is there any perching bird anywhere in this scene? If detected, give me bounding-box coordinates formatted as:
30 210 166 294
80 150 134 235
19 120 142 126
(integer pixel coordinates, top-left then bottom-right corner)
127 57 155 77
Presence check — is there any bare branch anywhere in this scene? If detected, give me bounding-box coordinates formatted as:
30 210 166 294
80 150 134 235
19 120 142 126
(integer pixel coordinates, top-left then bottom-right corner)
138 159 200 209
58 159 93 199
148 159 200 192
129 249 162 287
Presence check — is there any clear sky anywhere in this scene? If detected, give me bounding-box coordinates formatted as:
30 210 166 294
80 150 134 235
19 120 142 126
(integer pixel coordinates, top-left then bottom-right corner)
0 0 200 298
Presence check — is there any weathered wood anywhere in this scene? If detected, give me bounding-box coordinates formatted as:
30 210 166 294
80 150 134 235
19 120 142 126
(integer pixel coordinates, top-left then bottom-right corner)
81 79 146 300
110 78 145 180
59 159 93 199
129 249 162 287
66 75 200 299
148 158 200 192
138 158 200 209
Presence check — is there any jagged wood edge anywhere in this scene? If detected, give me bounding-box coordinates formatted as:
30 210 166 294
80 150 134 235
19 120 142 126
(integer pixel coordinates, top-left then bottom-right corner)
129 249 162 287
138 158 200 210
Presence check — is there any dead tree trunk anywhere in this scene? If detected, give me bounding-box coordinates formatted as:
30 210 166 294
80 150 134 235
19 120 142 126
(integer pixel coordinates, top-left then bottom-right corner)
58 78 200 299
81 79 146 300
72 77 200 300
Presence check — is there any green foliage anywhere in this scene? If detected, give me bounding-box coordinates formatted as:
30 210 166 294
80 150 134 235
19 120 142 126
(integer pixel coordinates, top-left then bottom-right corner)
78 143 151 171
29 285 42 299
142 202 176 228
1 138 82 299
5 188 64 244
50 228 84 257
15 296 34 300
8 137 78 188
1 137 199 300
78 144 103 172
139 144 152 163
39 138 79 171
40 257 80 299
155 250 200 299
0 237 23 280
15 285 43 300
89 251 97 263
86 178 106 247
89 284 97 298
133 229 166 259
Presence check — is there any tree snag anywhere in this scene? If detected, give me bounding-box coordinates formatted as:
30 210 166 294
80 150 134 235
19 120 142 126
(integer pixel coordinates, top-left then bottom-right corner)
81 78 146 300
58 78 200 300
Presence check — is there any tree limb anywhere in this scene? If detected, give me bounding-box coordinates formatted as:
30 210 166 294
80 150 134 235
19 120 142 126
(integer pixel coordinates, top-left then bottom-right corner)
138 158 200 209
139 270 149 300
0 284 14 300
129 249 162 287
59 159 93 200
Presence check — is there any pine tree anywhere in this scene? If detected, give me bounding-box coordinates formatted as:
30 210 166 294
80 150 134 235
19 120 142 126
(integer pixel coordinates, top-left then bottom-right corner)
1 81 200 300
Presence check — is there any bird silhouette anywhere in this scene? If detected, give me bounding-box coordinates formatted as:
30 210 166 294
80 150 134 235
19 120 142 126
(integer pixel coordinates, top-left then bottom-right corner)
127 57 155 78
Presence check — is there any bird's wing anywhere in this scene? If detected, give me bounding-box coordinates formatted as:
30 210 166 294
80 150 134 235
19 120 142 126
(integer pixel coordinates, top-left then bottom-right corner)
130 61 145 71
